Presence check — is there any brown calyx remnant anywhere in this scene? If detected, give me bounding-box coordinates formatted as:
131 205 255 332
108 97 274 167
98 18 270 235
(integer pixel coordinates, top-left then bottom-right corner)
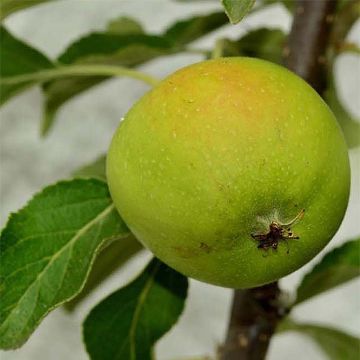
251 209 305 253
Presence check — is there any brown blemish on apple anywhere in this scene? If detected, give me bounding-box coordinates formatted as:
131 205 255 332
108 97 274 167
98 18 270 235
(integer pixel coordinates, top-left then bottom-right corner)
200 242 212 253
171 242 212 258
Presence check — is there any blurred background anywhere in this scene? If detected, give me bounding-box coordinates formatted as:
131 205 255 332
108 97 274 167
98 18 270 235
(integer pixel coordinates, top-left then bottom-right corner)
1 1 359 359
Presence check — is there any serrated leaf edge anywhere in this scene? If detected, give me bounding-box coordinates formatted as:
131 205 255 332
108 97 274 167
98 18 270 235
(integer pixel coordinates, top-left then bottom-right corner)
0 179 130 349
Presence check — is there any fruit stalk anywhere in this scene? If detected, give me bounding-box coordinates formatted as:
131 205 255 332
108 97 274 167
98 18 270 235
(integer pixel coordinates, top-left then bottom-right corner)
221 1 338 359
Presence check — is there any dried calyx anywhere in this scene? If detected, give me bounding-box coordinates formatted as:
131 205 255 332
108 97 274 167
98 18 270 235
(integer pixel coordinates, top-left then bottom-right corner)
252 209 305 252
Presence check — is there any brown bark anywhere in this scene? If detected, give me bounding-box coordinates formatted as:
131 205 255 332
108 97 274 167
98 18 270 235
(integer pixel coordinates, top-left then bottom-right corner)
284 0 337 93
221 1 338 359
220 283 286 360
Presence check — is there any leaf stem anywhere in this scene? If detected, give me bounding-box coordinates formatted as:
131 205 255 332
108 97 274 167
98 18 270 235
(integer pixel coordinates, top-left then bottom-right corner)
211 39 226 59
1 64 160 87
336 42 360 55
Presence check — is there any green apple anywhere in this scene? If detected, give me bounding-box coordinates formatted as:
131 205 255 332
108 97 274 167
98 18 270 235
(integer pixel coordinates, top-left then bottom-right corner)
107 57 350 288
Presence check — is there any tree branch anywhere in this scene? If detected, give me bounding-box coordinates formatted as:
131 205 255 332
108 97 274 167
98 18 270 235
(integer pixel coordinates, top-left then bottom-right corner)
220 283 285 360
284 0 337 93
221 1 338 359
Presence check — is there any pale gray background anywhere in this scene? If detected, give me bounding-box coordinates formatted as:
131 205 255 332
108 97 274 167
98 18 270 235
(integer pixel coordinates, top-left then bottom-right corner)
1 1 359 359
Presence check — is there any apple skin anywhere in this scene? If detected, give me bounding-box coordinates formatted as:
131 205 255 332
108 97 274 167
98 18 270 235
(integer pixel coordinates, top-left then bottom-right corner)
107 57 350 288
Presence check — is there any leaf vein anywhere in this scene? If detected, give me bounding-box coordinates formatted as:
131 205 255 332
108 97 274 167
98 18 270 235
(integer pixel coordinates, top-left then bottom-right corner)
0 204 115 333
128 262 161 360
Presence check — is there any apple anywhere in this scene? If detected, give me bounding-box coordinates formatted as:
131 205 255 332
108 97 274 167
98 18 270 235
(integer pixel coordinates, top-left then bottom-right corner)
107 57 350 288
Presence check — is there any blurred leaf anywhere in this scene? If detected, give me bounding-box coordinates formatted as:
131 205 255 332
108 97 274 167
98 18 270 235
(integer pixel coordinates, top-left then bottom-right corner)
65 234 143 311
41 11 229 135
0 0 55 20
278 318 360 360
41 33 173 136
0 25 53 105
1 60 157 135
295 238 360 305
106 16 144 35
331 0 360 57
177 0 294 12
0 179 130 349
222 28 286 63
83 258 188 360
164 11 228 45
324 76 360 148
41 76 106 136
72 155 107 182
221 0 255 24
337 0 351 9
58 33 173 65
325 0 360 149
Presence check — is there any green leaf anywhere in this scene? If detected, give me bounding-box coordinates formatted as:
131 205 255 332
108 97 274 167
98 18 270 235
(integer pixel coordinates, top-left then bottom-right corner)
42 11 228 135
106 16 144 35
72 155 107 182
0 0 55 20
278 318 360 360
221 0 255 24
0 179 130 349
41 33 173 135
58 33 173 65
2 62 158 136
83 258 188 360
324 77 360 148
41 76 106 136
164 11 228 46
69 155 143 311
0 25 53 105
330 0 360 62
222 28 286 63
295 238 360 305
65 234 143 311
